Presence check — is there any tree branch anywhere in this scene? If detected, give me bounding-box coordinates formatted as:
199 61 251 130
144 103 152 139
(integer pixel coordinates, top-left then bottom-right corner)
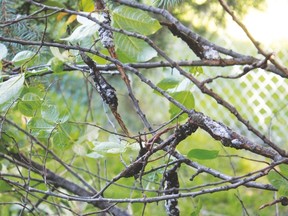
218 0 288 76
113 0 288 78
1 152 130 216
188 112 282 160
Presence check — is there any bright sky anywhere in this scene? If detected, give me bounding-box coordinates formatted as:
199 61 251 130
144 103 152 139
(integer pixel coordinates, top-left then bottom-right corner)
227 0 288 46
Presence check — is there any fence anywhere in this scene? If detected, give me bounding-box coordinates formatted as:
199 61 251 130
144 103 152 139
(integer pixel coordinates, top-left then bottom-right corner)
193 33 288 146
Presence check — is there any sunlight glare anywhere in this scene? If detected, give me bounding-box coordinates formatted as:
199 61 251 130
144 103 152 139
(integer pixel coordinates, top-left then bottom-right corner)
227 0 288 45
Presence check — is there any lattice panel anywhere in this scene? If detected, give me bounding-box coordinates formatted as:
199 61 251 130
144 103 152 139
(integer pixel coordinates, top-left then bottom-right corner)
193 69 288 146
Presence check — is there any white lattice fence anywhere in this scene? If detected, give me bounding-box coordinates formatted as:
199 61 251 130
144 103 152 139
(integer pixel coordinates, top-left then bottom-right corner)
193 63 288 146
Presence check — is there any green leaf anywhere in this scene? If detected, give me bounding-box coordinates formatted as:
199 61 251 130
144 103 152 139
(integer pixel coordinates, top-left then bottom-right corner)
21 85 45 98
112 5 160 62
115 34 157 62
73 143 88 156
52 131 70 148
155 0 184 8
189 66 204 76
190 199 202 216
50 47 66 61
112 5 161 35
79 0 94 12
92 141 126 154
18 93 42 116
41 104 60 123
18 101 36 117
0 74 25 108
267 170 288 196
147 171 161 182
0 180 12 192
86 152 104 159
51 19 68 40
25 66 50 78
0 43 8 60
267 171 282 189
12 51 35 67
156 78 180 91
60 123 79 141
50 48 75 66
279 185 288 197
61 13 102 42
27 117 55 138
28 117 55 131
90 50 109 64
279 164 288 177
169 90 194 120
187 149 219 160
58 110 69 123
62 23 99 42
50 57 64 73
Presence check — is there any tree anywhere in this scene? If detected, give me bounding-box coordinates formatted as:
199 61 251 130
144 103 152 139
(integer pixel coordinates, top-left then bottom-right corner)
0 0 288 215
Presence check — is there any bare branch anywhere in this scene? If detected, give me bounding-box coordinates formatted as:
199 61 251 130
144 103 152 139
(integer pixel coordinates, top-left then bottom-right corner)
218 0 288 76
0 152 130 216
189 111 282 160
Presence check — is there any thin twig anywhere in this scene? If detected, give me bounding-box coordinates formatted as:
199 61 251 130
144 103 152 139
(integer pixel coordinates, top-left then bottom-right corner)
218 0 288 76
